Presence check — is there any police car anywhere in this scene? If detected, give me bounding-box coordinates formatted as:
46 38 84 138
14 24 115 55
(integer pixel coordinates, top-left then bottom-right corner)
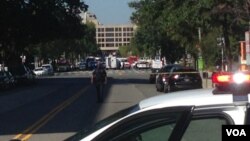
67 71 250 141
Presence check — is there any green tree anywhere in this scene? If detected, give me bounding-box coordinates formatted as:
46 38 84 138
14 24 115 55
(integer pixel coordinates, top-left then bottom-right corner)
129 0 249 69
0 0 89 66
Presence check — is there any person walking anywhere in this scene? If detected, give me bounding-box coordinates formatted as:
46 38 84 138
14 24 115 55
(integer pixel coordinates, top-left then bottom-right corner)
91 62 107 103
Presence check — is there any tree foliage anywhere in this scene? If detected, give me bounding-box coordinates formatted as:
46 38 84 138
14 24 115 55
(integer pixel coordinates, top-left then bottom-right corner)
129 0 250 69
0 0 98 66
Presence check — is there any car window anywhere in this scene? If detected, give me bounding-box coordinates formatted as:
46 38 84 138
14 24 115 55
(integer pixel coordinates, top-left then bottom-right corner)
181 117 227 141
109 113 181 141
95 106 192 141
163 66 173 72
120 120 176 141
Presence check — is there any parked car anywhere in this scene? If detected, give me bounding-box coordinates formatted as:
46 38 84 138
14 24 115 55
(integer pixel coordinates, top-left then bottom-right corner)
56 64 70 72
78 62 86 70
33 67 48 76
65 71 250 141
156 66 202 93
123 61 131 69
41 64 54 75
135 61 150 69
0 71 16 89
9 64 35 84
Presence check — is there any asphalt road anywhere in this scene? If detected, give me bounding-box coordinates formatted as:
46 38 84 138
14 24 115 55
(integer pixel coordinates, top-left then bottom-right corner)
0 69 160 141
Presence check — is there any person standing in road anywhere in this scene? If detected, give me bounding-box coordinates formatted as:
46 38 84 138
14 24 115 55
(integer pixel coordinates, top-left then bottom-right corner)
91 62 107 103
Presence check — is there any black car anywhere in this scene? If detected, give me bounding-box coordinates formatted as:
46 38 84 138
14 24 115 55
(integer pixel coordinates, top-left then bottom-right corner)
9 65 35 84
149 68 160 83
153 64 184 84
156 65 202 93
0 71 16 89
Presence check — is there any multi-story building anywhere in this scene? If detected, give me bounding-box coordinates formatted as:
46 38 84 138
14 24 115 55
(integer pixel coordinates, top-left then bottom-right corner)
96 24 136 53
82 12 136 53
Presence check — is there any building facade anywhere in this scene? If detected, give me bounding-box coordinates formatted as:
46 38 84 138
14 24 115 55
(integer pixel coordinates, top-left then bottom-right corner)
82 12 136 53
96 24 136 53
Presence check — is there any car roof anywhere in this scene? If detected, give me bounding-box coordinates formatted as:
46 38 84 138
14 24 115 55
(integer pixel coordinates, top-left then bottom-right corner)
42 64 51 66
139 88 250 110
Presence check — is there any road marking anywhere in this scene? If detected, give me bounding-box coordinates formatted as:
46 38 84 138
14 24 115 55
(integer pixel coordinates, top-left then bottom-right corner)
12 86 90 141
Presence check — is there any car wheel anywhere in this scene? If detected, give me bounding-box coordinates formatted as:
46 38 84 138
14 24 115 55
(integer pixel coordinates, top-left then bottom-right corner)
163 84 171 93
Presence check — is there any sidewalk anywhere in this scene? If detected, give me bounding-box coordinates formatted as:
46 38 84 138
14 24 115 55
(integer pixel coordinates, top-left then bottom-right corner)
202 78 212 88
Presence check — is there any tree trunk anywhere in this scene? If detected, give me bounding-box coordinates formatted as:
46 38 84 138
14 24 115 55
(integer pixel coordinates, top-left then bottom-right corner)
222 14 233 71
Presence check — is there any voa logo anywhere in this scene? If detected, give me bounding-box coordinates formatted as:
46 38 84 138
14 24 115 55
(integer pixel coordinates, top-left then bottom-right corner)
226 129 246 136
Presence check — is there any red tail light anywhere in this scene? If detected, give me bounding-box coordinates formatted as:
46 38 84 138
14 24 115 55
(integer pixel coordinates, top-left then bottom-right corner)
212 72 232 83
212 72 250 84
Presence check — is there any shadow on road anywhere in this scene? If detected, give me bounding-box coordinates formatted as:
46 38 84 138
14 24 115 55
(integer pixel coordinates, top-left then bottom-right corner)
0 75 151 140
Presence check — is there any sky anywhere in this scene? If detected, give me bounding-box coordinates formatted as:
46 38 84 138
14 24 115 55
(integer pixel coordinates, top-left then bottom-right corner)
83 0 135 25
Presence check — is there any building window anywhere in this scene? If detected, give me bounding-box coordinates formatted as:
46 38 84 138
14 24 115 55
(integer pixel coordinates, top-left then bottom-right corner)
106 33 114 37
106 28 114 32
98 33 104 37
106 43 114 47
106 38 114 42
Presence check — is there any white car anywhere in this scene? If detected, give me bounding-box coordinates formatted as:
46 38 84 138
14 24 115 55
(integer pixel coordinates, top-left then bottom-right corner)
66 72 250 141
41 64 54 75
33 67 48 76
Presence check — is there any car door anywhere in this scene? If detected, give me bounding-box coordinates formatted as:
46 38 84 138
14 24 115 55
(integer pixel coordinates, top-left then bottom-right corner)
180 106 235 141
92 106 235 141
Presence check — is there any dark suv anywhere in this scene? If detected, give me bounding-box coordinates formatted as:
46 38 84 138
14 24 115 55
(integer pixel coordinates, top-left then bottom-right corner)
156 65 202 93
9 65 35 84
